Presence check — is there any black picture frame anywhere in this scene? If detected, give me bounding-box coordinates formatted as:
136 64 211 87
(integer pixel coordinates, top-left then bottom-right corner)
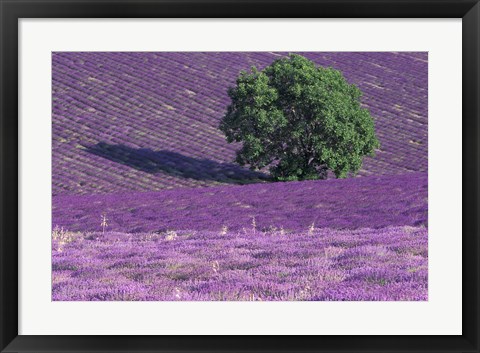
1 0 478 352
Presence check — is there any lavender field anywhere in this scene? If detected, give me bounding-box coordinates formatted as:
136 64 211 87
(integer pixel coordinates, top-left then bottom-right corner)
53 172 427 234
53 226 427 301
52 52 428 301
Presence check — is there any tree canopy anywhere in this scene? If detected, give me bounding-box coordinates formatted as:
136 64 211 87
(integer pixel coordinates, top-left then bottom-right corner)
219 54 380 181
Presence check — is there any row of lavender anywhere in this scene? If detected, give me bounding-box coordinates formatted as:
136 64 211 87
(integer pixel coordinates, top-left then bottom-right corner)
53 52 427 195
52 172 427 234
52 225 427 301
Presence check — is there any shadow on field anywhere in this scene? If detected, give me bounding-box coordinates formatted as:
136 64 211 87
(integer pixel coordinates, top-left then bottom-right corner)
86 142 270 184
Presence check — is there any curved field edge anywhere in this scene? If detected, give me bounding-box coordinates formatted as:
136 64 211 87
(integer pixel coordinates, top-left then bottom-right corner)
52 52 427 195
53 172 428 233
52 225 427 301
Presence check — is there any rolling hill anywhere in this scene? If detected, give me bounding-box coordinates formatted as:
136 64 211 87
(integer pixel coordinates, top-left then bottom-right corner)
52 52 427 195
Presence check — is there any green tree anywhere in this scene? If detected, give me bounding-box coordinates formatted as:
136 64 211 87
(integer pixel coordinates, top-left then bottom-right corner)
219 54 380 181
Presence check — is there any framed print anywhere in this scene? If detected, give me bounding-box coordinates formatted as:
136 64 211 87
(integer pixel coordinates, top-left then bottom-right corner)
1 0 479 352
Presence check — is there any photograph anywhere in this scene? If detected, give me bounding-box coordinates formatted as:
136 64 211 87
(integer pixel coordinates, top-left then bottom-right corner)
51 51 428 301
